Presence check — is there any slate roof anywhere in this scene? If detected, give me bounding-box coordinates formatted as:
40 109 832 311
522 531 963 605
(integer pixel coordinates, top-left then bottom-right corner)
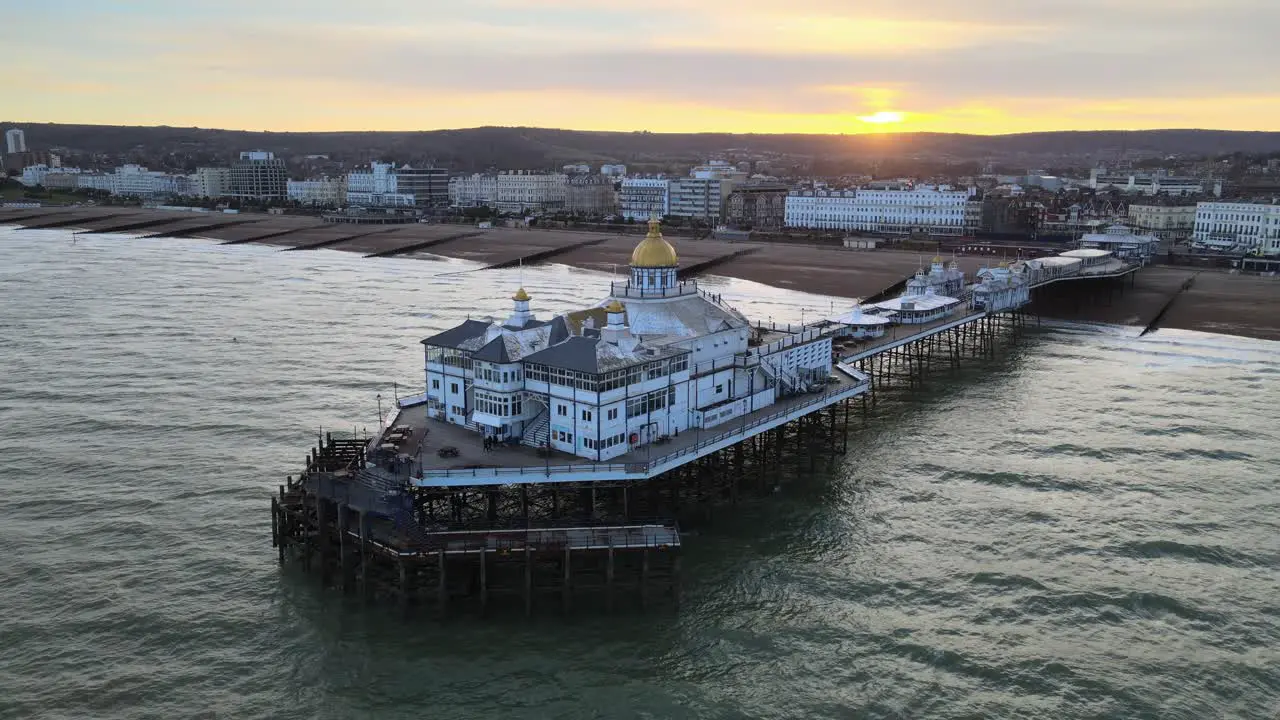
471 336 512 363
502 317 551 331
421 319 491 349
523 336 603 373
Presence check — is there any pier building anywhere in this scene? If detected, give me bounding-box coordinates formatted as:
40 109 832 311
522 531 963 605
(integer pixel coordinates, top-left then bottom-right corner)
417 217 858 478
913 256 966 297
972 264 1031 312
828 303 890 339
866 284 962 324
1079 224 1160 264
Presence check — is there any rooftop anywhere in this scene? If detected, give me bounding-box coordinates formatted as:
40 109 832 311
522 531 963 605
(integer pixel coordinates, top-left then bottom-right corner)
868 293 961 313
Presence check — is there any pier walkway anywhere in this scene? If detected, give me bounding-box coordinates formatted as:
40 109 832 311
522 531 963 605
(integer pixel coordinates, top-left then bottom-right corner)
833 259 1142 363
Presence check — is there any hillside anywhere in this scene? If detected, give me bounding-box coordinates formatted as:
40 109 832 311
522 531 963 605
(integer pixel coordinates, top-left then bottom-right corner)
6 123 1280 171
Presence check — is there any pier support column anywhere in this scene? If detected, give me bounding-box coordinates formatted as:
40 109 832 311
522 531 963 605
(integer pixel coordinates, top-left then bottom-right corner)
437 549 448 616
672 554 681 609
398 559 409 616
562 547 572 615
315 495 329 585
606 545 615 613
641 548 650 611
524 546 533 618
479 550 488 616
358 511 370 601
338 503 349 593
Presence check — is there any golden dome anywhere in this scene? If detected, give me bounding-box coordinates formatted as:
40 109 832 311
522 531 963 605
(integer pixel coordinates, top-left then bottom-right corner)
604 300 625 313
630 218 679 268
512 287 530 301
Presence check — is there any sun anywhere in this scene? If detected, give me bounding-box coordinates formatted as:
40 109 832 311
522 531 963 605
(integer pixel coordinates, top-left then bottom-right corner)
856 111 906 124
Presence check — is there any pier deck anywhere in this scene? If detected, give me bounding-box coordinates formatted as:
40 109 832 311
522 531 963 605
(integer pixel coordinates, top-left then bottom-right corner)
380 367 869 486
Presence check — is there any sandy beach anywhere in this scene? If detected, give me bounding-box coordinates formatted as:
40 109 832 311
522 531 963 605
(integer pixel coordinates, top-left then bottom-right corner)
3 206 1277 340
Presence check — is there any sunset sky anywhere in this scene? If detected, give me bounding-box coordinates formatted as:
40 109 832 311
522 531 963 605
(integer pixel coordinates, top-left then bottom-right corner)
8 0 1280 135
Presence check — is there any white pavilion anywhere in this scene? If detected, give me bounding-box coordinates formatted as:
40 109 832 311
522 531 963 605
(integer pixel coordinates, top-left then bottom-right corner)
421 219 837 462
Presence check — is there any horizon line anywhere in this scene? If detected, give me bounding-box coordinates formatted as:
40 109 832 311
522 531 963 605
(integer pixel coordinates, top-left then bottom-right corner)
3 121 1280 139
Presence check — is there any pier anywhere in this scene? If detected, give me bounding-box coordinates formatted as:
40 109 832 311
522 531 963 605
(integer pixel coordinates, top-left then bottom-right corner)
269 219 1149 618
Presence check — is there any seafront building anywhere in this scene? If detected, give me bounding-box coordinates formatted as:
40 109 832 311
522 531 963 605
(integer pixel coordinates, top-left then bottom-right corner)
784 188 859 230
723 184 789 230
1089 168 1204 196
23 163 194 199
346 162 415 207
448 173 499 209
565 174 618 216
1127 204 1196 242
619 178 671 220
446 171 568 213
393 165 449 208
494 171 568 213
851 184 980 236
287 177 347 207
1191 201 1280 254
422 219 837 460
226 151 288 203
667 177 734 224
194 167 230 199
784 185 980 236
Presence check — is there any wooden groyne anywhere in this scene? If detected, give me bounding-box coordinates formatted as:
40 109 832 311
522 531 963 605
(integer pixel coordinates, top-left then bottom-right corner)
483 237 606 270
78 216 194 235
1140 273 1199 337
24 213 128 230
363 231 484 259
139 219 261 239
678 248 760 280
283 228 405 252
0 211 64 224
220 227 311 245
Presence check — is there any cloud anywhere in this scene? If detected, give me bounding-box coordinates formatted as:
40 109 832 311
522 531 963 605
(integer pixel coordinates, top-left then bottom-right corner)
4 0 1279 134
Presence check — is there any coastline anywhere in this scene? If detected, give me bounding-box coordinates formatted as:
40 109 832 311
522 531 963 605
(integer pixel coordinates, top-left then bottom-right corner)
2 206 1277 342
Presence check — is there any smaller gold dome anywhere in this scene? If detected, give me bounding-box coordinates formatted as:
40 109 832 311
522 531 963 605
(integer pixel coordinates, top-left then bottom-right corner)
630 218 679 268
604 300 625 313
932 255 942 263
512 287 530 301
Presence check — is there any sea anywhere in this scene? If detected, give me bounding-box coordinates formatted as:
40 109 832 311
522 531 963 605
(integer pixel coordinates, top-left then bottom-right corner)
1 226 1278 720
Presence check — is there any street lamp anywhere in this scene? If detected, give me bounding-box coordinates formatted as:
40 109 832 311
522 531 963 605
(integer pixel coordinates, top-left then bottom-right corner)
376 393 384 430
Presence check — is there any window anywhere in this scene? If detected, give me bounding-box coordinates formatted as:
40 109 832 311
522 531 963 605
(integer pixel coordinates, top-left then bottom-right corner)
715 384 724 394
557 404 568 416
431 379 440 390
450 382 459 394
582 409 593 421
607 408 618 421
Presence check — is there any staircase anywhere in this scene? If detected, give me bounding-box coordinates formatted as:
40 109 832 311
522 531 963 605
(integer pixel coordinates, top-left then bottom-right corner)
521 411 550 449
762 363 800 395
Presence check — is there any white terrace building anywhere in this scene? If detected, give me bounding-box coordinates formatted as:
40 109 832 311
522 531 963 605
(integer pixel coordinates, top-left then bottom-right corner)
784 185 979 236
422 220 836 462
1192 201 1280 255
